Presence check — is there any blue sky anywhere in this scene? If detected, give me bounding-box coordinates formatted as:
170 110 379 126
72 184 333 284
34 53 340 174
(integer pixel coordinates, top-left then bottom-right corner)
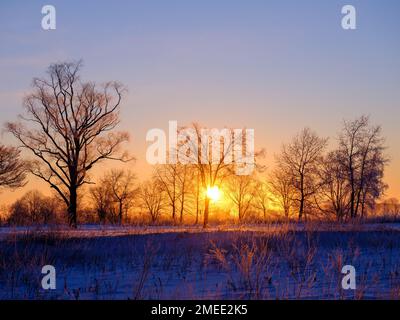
0 0 400 201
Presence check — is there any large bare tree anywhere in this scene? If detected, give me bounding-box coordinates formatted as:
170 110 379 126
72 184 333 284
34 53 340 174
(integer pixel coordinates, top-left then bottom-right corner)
177 124 234 227
6 61 130 227
182 123 258 227
0 145 27 190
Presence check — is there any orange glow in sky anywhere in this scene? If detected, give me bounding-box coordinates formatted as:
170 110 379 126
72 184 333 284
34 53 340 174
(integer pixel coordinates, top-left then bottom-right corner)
206 186 221 203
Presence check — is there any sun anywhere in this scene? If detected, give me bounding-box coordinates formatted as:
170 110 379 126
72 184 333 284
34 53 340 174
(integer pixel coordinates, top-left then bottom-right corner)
206 186 221 202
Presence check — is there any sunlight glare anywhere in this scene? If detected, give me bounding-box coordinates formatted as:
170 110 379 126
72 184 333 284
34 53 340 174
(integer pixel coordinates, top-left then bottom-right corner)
206 186 221 202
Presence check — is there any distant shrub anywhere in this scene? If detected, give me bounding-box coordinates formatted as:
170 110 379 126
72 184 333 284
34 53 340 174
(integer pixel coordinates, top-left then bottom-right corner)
7 190 64 226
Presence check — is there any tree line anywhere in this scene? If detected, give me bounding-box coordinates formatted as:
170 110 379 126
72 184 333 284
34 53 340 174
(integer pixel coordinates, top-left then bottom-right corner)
0 61 391 227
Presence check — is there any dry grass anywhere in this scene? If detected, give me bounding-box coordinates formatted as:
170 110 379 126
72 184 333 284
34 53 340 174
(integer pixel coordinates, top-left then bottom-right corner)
1 225 400 299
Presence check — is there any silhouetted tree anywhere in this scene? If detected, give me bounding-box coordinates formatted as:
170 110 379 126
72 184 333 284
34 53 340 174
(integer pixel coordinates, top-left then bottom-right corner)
139 179 164 223
193 169 202 225
155 163 194 224
105 169 137 224
338 116 387 218
90 181 114 223
8 190 58 225
269 165 295 219
277 128 327 220
318 150 350 221
155 164 180 223
253 179 269 220
183 124 255 227
6 61 131 227
228 175 256 221
177 164 193 224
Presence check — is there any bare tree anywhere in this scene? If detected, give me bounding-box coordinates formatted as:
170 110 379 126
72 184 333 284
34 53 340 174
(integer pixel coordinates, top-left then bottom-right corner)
269 165 295 219
155 164 180 223
338 116 388 218
228 175 256 222
139 179 164 223
253 179 269 220
183 123 254 227
90 181 114 223
155 163 194 224
8 190 58 225
6 61 131 227
105 169 136 224
194 169 202 225
0 145 27 190
277 128 327 220
318 150 350 221
177 164 193 224
382 198 400 216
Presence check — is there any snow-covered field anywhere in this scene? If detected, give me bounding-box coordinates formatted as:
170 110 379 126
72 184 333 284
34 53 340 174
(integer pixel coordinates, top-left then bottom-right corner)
1 223 400 300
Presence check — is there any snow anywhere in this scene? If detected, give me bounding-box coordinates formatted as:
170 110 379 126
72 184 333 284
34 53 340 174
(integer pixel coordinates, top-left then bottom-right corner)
0 223 400 299
2 222 400 240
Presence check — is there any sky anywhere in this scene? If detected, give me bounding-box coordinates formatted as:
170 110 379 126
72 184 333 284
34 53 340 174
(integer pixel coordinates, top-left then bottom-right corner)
0 0 400 205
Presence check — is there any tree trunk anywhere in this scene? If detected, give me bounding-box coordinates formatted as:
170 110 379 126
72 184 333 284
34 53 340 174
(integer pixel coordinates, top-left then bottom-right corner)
349 162 356 219
350 189 355 218
68 187 78 228
203 197 210 228
299 173 304 221
119 201 123 225
180 195 184 224
299 196 304 221
195 172 200 225
172 203 176 223
360 188 367 219
195 179 200 225
195 202 199 225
